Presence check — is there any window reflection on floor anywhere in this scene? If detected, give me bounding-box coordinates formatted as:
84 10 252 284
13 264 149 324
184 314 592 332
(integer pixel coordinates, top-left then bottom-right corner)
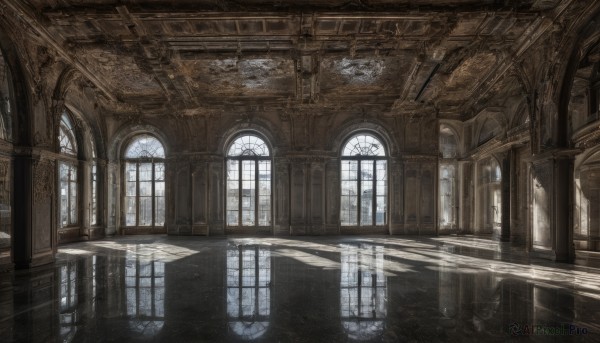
59 261 78 343
340 244 386 341
226 244 271 340
125 251 165 336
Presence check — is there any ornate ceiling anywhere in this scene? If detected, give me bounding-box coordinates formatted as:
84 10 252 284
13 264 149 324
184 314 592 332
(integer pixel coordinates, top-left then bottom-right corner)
3 0 573 120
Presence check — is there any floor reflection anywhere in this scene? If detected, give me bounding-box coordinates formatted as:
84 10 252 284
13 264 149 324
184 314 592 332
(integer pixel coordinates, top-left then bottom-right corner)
125 250 165 336
340 244 386 341
59 260 78 342
3 236 600 342
226 244 271 340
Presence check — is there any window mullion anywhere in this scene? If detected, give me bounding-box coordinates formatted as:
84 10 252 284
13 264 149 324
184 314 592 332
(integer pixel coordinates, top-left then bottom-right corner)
136 162 140 227
357 160 361 226
67 165 71 225
151 161 155 227
238 159 242 227
255 160 258 227
372 160 377 226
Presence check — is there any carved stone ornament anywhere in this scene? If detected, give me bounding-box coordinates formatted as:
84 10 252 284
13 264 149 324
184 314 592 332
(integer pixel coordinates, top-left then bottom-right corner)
33 159 55 201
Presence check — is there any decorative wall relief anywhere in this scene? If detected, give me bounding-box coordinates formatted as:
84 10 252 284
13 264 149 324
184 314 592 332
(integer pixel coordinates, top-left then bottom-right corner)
33 159 55 202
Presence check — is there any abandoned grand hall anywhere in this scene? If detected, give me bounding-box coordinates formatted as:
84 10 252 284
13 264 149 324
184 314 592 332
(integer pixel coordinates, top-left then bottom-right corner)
4 0 600 341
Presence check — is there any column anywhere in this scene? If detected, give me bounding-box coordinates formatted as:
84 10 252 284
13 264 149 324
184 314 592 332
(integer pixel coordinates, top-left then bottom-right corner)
500 150 512 242
14 152 56 268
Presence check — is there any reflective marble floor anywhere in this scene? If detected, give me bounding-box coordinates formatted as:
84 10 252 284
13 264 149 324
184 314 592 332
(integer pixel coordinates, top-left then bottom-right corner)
2 236 600 342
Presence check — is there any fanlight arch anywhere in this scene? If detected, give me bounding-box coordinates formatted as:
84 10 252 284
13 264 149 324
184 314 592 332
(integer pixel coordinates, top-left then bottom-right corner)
59 113 78 156
125 135 165 159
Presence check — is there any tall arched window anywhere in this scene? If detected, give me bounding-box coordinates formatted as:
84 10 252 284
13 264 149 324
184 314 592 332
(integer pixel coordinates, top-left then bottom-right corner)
59 113 79 227
123 134 165 227
341 133 387 226
0 50 13 142
477 157 501 235
0 50 13 252
439 125 458 230
90 137 98 226
226 134 272 228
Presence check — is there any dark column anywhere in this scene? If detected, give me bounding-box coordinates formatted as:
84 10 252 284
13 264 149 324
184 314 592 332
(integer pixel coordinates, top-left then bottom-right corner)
14 153 56 268
500 150 512 242
530 152 576 262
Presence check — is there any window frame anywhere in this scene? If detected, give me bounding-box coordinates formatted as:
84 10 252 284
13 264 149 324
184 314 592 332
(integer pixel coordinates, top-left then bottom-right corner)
121 134 166 229
340 133 388 227
225 133 273 230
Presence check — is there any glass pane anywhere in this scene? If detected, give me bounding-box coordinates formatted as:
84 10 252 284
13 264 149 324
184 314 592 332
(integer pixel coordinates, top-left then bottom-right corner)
376 196 386 226
126 163 137 182
139 163 152 182
155 181 165 197
125 135 165 158
341 161 358 181
139 181 152 197
70 179 78 225
227 210 239 226
126 181 136 197
125 196 136 226
154 163 165 181
258 161 271 183
139 197 152 226
258 193 271 226
360 180 373 226
155 196 165 226
341 195 358 226
241 161 255 226
376 161 387 181
227 160 239 180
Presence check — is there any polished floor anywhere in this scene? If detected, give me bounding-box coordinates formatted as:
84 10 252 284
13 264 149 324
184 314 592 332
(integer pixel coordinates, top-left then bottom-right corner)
2 235 600 342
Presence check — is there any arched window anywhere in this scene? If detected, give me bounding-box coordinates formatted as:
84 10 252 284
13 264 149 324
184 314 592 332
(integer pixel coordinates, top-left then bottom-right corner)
0 50 13 142
123 134 165 227
477 157 501 235
226 134 271 228
90 137 98 226
0 50 12 252
59 113 78 227
439 125 458 230
340 133 387 226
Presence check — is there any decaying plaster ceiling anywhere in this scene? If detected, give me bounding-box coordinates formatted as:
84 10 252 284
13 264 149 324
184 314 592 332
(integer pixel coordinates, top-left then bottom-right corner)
4 0 571 120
